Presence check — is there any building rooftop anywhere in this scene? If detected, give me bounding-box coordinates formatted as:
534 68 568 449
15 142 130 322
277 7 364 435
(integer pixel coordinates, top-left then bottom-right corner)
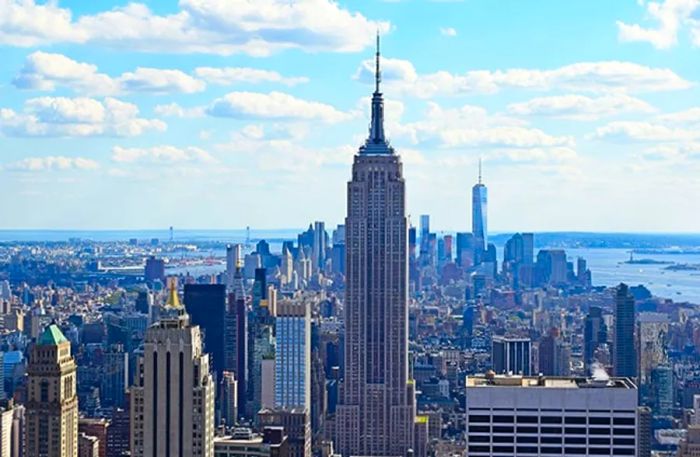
466 374 637 389
37 324 68 346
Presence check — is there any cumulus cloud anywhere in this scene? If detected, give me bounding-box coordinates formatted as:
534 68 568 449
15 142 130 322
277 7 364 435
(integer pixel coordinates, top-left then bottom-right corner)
154 103 205 118
440 27 457 37
355 58 692 97
3 156 99 171
656 107 700 124
617 0 700 49
118 68 205 94
207 91 353 122
112 145 215 163
13 52 206 95
507 93 655 120
0 97 166 137
194 67 309 86
391 102 571 149
0 0 389 56
591 121 700 142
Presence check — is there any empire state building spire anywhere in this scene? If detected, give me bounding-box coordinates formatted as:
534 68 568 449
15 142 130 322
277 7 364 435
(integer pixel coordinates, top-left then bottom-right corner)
367 32 388 148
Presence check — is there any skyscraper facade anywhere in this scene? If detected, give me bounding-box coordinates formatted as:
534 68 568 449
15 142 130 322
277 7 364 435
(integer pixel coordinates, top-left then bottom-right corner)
335 37 418 457
184 284 227 377
224 267 247 420
614 283 637 378
471 161 487 259
275 299 310 410
26 325 78 457
130 287 215 457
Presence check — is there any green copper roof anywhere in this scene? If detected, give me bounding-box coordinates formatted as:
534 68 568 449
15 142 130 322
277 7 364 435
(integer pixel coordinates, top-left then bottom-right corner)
38 324 68 346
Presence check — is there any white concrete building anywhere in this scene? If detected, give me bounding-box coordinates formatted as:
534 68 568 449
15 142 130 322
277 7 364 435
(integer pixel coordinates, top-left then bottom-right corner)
465 373 638 457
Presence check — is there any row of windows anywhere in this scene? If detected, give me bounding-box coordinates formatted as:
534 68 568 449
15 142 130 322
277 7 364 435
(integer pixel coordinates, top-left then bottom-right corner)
468 425 636 435
468 415 635 426
468 446 636 455
470 435 635 446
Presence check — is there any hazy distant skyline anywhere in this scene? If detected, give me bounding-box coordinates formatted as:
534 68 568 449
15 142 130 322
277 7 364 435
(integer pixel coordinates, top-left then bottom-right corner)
0 0 698 232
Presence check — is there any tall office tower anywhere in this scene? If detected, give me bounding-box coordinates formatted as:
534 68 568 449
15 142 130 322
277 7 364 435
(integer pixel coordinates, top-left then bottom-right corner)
295 249 311 284
583 306 608 372
650 364 673 416
248 268 273 419
464 374 639 457
312 221 327 273
614 283 637 378
491 336 532 375
419 214 430 263
537 328 571 376
184 284 227 378
0 281 10 301
331 225 346 276
26 324 78 457
226 244 243 289
224 267 247 420
130 286 215 457
275 299 311 410
244 253 262 280
336 36 419 457
443 235 453 262
219 371 238 427
280 246 294 286
144 256 165 283
252 268 267 310
455 232 475 269
101 344 128 408
471 159 487 262
535 249 568 286
637 312 669 389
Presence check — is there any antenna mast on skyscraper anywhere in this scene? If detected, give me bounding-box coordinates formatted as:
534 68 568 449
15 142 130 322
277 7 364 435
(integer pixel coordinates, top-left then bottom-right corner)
478 157 482 184
375 30 381 93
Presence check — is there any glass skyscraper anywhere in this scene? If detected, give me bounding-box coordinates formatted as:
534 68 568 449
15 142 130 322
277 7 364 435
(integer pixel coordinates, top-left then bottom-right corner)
471 161 487 258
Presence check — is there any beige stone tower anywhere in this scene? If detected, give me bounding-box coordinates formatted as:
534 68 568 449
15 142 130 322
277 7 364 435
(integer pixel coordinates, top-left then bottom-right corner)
26 324 78 457
130 282 215 457
335 35 419 457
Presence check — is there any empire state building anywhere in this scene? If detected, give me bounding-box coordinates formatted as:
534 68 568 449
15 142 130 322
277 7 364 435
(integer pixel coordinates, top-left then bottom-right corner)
335 36 421 457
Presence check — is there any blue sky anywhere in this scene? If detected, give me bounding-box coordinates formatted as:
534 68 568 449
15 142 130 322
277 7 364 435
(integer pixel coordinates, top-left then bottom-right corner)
0 0 699 232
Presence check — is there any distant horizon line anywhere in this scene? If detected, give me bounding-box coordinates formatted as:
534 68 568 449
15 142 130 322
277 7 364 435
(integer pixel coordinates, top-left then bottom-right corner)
1 228 700 236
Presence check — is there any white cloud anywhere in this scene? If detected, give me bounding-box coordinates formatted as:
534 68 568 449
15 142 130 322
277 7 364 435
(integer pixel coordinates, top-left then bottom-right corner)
3 156 99 172
13 52 206 95
112 145 215 164
355 58 692 97
12 51 117 93
592 121 700 142
0 97 166 137
656 107 700 124
154 103 205 118
507 93 655 120
617 0 700 49
440 27 457 37
0 0 389 56
391 102 570 149
194 67 308 86
117 68 205 94
207 91 353 122
0 0 87 46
